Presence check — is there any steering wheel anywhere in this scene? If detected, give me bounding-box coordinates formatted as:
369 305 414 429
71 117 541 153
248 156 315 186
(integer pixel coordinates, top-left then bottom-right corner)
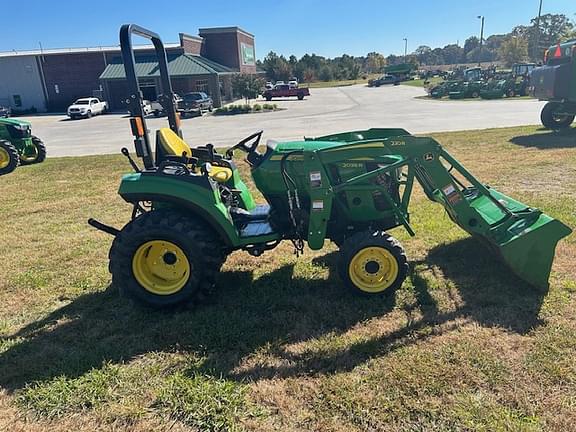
226 130 263 158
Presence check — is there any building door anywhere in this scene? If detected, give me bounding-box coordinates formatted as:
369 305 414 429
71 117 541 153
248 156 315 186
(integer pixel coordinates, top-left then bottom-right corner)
138 78 157 101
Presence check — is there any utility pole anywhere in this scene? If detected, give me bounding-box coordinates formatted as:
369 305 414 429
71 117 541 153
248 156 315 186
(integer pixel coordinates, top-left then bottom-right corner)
403 38 408 63
534 0 543 61
477 16 485 66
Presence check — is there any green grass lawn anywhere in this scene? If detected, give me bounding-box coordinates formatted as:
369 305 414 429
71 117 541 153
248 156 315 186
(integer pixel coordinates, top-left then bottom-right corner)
0 126 575 431
401 77 443 88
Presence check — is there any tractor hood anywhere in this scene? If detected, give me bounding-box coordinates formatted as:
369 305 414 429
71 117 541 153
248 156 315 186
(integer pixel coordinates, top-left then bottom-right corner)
0 118 31 127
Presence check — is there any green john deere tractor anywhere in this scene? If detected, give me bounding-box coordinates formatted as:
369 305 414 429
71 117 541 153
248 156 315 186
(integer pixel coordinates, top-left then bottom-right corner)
531 40 576 130
89 25 572 308
429 68 483 99
0 117 47 175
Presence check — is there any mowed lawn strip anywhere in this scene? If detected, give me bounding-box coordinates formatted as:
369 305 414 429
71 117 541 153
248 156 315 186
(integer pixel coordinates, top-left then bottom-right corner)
0 125 575 431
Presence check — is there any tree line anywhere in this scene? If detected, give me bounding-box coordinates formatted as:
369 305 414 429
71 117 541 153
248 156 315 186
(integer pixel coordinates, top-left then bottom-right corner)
260 13 575 82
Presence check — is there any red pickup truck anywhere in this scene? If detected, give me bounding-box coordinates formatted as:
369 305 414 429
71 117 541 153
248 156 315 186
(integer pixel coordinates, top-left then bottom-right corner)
263 84 310 101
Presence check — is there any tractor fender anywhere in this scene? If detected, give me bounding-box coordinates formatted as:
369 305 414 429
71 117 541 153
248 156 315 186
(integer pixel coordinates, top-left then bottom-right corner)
118 173 240 247
123 193 237 247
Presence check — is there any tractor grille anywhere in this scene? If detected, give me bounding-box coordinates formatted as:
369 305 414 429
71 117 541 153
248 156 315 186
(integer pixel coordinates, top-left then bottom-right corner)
6 124 31 139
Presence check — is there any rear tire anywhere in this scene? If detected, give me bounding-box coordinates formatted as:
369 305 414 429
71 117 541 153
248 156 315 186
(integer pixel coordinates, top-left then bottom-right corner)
471 91 480 98
338 231 408 296
0 140 19 175
109 209 227 308
541 102 575 130
20 136 47 165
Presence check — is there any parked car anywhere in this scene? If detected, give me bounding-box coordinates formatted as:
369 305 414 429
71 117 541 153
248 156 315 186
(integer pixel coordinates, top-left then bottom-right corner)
265 81 274 90
150 94 182 117
368 74 400 87
263 84 310 101
67 97 107 119
288 79 299 88
0 105 10 118
178 92 213 117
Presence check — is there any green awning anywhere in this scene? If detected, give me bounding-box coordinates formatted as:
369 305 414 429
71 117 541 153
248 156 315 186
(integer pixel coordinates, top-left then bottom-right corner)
100 54 236 80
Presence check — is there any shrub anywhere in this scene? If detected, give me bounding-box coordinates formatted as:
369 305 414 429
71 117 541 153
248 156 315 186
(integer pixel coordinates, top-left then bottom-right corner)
253 104 262 112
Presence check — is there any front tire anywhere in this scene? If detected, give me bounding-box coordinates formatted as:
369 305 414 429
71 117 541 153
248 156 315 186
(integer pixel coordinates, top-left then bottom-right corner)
109 209 226 308
339 231 408 296
19 136 47 165
541 102 575 130
0 140 19 175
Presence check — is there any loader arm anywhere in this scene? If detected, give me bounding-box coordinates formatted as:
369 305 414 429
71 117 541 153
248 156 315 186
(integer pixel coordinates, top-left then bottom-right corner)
304 132 572 289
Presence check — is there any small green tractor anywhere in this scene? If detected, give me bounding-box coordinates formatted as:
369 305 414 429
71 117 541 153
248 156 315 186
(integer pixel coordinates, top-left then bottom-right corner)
428 68 484 99
480 64 535 100
531 40 576 130
90 25 572 308
0 118 47 175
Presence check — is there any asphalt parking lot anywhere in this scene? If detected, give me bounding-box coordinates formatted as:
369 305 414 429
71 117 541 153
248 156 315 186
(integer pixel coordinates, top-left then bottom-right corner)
21 85 546 157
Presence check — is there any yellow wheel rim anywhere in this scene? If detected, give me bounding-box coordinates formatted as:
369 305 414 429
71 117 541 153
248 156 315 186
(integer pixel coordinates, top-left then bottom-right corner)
348 247 399 293
20 145 38 163
132 240 191 295
0 147 10 169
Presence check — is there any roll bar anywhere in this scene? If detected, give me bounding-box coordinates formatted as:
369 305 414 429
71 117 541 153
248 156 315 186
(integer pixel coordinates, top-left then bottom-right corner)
119 24 181 169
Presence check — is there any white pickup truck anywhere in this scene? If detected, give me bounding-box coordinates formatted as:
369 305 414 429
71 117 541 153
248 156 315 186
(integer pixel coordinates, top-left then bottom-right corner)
67 97 107 119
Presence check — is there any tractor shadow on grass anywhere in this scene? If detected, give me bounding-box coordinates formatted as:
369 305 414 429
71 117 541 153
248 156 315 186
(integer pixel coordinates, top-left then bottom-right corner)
0 259 396 392
509 127 576 149
231 237 548 380
0 237 547 390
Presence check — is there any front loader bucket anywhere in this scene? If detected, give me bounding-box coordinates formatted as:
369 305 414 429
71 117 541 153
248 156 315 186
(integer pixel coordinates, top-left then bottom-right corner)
465 189 572 289
488 213 572 289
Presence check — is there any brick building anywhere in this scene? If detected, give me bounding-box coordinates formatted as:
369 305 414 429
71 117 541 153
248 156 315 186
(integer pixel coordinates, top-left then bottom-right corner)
0 27 256 112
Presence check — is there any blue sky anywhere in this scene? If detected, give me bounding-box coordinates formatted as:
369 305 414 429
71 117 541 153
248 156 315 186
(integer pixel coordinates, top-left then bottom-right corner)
2 0 574 59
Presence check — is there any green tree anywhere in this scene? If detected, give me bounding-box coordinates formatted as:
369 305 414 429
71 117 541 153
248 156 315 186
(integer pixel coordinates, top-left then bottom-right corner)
498 36 529 66
364 52 386 73
262 51 292 82
463 36 480 59
232 74 265 103
441 44 465 65
319 65 334 81
414 46 432 65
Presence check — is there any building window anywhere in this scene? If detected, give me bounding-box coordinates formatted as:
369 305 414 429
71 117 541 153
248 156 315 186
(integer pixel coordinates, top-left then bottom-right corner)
195 79 209 93
13 95 22 107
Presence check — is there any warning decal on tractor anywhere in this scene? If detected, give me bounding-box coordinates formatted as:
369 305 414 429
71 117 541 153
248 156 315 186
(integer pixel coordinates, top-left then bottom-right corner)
442 184 462 205
312 200 324 211
310 171 322 188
